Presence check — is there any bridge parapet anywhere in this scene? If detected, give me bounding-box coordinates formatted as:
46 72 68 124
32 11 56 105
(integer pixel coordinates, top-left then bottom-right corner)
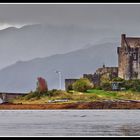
0 92 28 103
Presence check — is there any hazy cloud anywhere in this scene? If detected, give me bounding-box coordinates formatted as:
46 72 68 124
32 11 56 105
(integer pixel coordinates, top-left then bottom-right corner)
0 4 139 69
0 4 140 29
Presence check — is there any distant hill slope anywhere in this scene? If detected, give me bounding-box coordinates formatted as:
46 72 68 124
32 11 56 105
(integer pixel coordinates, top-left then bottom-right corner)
0 42 118 92
0 24 118 69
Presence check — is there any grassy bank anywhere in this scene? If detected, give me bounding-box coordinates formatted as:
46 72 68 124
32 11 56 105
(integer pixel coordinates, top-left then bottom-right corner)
11 89 140 105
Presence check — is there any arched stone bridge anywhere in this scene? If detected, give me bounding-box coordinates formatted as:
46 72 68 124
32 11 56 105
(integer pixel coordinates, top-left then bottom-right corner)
0 92 28 103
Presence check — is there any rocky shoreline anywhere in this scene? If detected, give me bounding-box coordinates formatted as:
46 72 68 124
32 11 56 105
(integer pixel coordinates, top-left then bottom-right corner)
1 100 140 109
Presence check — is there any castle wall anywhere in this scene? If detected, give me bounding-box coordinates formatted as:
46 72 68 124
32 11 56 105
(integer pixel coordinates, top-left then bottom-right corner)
83 73 100 87
83 67 118 87
118 34 140 80
118 47 131 80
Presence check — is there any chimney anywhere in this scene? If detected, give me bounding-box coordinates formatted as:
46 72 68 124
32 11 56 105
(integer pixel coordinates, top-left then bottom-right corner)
121 34 126 47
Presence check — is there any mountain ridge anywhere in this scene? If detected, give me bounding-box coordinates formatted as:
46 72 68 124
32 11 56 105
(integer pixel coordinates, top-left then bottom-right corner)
0 42 119 93
0 23 119 69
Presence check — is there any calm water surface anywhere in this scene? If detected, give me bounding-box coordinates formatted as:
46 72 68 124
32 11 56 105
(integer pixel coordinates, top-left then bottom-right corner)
0 110 139 136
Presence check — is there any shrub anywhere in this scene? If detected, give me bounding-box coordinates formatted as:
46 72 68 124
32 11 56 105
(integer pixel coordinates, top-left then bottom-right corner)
67 84 73 91
94 86 102 90
100 73 110 83
101 82 112 91
112 77 124 82
23 91 41 100
47 89 66 97
124 79 140 92
72 78 93 92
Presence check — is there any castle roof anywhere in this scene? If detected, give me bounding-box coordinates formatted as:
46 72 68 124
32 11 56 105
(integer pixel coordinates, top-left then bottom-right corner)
125 37 140 48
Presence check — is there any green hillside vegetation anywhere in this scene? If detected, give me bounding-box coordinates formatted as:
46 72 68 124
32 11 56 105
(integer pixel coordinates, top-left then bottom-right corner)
11 78 140 104
11 89 140 104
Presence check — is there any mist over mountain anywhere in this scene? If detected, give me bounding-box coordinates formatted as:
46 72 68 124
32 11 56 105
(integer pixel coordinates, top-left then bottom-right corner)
0 42 119 92
0 24 119 69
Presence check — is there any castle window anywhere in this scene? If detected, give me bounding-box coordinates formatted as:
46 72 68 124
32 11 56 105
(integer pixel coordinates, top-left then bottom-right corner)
133 52 137 60
133 62 137 69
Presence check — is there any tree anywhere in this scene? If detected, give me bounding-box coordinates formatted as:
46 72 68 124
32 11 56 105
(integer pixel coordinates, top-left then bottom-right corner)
124 79 140 92
100 82 112 91
100 73 110 84
72 78 93 92
36 77 48 93
112 77 124 82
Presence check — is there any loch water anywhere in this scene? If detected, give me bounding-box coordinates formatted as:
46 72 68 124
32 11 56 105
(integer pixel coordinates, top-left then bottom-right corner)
0 110 139 136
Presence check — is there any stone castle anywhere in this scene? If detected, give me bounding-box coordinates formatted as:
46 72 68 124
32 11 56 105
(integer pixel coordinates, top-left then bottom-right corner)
65 34 140 90
83 65 118 87
118 34 140 80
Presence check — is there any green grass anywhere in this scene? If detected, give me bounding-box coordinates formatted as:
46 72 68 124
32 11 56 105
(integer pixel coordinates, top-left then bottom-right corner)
86 89 140 100
11 89 140 104
86 89 110 94
86 89 117 98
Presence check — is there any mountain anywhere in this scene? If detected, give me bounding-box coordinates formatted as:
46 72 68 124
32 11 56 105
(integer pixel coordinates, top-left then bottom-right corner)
0 42 119 93
0 24 119 69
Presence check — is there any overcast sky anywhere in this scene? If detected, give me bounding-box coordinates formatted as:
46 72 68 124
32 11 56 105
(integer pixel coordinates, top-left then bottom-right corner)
0 4 140 31
0 4 139 69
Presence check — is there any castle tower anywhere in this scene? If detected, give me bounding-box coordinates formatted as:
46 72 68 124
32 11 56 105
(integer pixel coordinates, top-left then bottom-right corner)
118 34 140 80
